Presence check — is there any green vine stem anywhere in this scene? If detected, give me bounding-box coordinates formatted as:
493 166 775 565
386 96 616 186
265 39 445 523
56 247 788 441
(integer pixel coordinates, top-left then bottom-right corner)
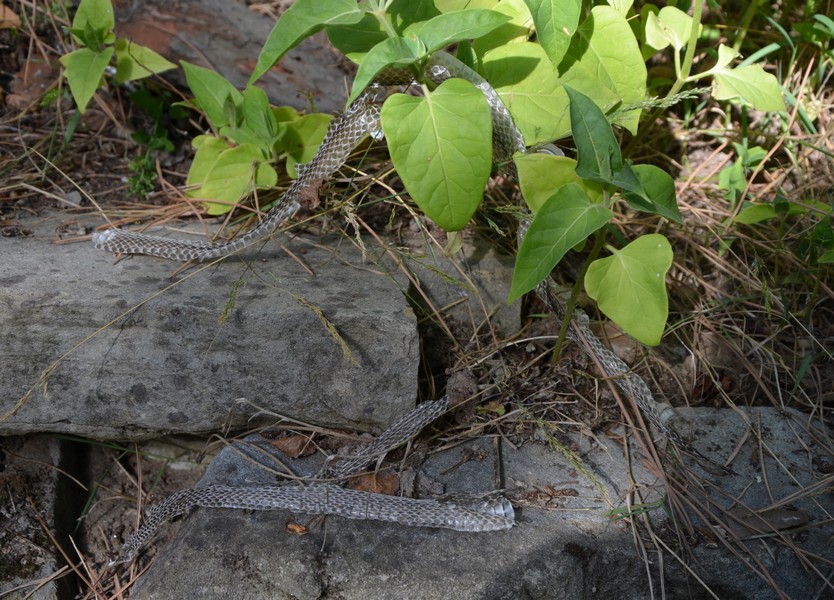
550 225 608 364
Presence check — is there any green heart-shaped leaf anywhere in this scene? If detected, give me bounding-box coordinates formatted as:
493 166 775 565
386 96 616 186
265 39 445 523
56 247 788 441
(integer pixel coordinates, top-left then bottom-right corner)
381 78 492 231
585 234 673 346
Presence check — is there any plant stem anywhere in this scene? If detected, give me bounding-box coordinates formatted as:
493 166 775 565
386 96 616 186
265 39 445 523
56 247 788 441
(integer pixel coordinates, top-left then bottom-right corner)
550 226 608 364
733 0 764 53
369 0 399 39
664 0 704 100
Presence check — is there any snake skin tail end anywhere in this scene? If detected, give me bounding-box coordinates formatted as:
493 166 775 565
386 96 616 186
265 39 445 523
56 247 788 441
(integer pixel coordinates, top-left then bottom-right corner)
92 229 117 249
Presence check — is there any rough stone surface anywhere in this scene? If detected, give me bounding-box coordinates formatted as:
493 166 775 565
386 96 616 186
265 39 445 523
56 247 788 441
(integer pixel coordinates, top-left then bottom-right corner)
121 407 834 599
0 212 418 439
400 236 521 339
114 0 351 114
0 436 64 600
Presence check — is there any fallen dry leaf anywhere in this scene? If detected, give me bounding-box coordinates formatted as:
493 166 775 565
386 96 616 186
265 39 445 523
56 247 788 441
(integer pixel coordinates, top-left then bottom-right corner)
0 5 21 29
270 434 317 459
346 470 399 495
286 522 308 535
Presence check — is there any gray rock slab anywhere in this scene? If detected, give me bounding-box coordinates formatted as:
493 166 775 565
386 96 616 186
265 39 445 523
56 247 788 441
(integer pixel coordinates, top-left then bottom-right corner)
0 212 418 439
399 236 520 339
1 436 63 600
128 433 653 600
114 0 350 114
121 407 834 600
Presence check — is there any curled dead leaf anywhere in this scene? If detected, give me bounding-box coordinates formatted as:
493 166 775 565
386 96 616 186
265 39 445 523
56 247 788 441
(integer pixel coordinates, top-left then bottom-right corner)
286 522 308 535
346 470 399 495
270 434 316 459
0 5 22 29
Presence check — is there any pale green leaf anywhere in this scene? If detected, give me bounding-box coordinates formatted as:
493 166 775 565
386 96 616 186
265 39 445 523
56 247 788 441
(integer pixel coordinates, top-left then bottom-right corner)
714 43 740 71
381 78 492 231
472 0 534 55
559 5 646 133
281 113 334 178
585 234 673 346
188 143 277 215
509 183 612 302
408 9 510 53
59 47 114 113
607 0 633 14
187 135 231 188
114 39 176 83
522 0 581 67
481 41 568 144
514 152 602 213
644 6 698 51
712 64 787 112
72 0 114 44
250 0 363 84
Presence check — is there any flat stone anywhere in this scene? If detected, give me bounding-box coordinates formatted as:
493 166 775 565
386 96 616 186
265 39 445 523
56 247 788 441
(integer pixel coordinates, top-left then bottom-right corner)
122 407 834 599
402 236 521 339
0 436 67 600
114 0 351 114
0 211 418 439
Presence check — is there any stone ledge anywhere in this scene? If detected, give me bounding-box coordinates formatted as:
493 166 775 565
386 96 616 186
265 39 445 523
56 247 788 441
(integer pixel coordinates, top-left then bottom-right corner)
0 212 418 439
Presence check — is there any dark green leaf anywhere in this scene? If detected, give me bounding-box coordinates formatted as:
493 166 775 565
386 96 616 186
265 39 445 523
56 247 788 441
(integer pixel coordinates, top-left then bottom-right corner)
250 0 364 84
182 61 244 129
408 10 510 53
509 183 612 302
348 37 424 105
564 85 621 183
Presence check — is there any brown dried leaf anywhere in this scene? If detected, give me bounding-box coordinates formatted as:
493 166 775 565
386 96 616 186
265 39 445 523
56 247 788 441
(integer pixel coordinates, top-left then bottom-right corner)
346 470 399 495
271 434 316 459
0 5 21 29
286 522 308 535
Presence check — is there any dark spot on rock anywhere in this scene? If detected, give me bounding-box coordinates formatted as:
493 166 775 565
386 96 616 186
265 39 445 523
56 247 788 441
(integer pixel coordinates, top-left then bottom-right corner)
131 383 148 403
167 411 188 424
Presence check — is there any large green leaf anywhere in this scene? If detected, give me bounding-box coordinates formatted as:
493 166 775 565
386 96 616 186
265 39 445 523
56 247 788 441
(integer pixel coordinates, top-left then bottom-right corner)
514 152 602 213
250 0 363 84
389 0 442 32
182 61 244 129
380 78 492 231
558 5 646 133
242 85 277 140
710 47 787 113
584 233 673 346
348 37 424 105
114 39 176 83
481 41 568 144
522 0 581 67
408 9 510 53
188 142 277 215
472 0 534 55
509 183 612 302
564 85 621 184
280 113 334 178
59 47 114 113
327 14 387 63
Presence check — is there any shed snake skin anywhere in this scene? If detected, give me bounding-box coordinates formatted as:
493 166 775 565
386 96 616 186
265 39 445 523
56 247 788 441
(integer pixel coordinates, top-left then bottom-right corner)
97 51 695 565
